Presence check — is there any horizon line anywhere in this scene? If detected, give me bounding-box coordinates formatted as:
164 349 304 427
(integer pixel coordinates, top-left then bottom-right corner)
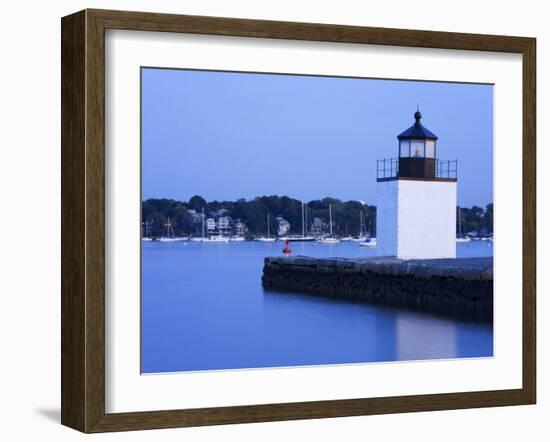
142 195 494 209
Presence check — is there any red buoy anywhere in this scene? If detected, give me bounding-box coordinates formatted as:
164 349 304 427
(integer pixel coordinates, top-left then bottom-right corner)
282 239 292 255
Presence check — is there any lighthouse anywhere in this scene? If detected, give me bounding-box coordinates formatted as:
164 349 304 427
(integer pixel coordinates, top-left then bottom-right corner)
376 110 457 260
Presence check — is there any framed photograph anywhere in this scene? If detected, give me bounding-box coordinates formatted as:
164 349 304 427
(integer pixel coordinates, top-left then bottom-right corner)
61 9 536 433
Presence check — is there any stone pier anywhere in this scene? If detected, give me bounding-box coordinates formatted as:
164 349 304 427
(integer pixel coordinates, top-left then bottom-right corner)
262 256 493 322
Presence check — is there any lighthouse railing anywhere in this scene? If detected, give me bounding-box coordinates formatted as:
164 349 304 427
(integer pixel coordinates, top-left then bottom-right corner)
377 158 457 180
376 158 399 179
436 159 458 179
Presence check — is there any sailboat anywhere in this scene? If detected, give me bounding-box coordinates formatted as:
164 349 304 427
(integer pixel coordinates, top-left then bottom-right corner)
255 214 276 242
351 210 368 242
141 219 153 241
190 208 208 242
340 225 353 241
357 211 376 246
317 204 340 244
202 234 230 243
158 217 188 242
281 202 315 242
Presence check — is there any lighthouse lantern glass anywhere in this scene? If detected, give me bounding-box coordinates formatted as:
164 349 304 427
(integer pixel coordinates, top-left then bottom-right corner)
425 140 436 158
410 139 425 158
399 140 410 157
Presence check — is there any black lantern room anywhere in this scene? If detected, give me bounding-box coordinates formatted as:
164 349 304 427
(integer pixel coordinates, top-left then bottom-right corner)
397 110 438 178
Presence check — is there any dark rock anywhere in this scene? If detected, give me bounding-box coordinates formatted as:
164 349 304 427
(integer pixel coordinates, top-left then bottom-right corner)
262 256 493 322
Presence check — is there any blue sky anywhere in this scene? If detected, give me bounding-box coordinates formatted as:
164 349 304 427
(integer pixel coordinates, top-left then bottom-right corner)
142 68 493 208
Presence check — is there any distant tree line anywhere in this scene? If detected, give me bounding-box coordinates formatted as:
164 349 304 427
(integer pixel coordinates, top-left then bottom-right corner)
457 203 493 237
142 195 493 238
142 195 376 238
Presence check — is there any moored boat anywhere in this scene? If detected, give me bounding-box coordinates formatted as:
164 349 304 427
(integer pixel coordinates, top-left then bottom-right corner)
158 236 188 242
280 235 316 242
255 214 276 242
350 211 368 242
359 238 377 247
158 218 188 242
317 237 340 244
202 235 230 243
189 208 210 242
256 237 276 242
316 204 340 244
280 201 316 242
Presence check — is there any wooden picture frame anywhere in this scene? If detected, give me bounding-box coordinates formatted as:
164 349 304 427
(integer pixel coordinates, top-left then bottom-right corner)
61 9 536 433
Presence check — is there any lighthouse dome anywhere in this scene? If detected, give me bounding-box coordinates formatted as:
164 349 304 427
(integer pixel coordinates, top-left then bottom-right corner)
397 110 438 140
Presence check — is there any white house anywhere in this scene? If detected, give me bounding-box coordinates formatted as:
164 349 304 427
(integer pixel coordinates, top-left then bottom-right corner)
233 220 247 236
276 216 291 236
217 216 231 231
376 110 457 260
206 218 216 231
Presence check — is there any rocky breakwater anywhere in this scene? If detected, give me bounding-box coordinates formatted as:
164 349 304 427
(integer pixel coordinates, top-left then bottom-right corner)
262 256 493 322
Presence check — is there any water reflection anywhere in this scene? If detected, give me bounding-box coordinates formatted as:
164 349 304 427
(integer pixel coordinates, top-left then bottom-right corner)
396 313 457 360
141 240 493 373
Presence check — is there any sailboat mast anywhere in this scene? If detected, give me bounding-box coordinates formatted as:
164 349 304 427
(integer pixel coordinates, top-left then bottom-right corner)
302 202 305 237
304 203 308 236
329 204 333 237
267 213 270 238
359 210 363 237
201 208 205 238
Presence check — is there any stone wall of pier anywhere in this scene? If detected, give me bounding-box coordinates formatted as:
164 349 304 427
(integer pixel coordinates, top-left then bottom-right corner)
262 256 493 322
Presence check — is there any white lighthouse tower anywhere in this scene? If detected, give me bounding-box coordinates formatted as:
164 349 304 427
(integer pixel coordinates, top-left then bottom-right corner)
376 110 457 260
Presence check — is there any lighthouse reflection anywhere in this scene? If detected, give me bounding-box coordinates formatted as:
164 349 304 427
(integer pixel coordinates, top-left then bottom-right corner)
396 312 457 360
262 290 492 367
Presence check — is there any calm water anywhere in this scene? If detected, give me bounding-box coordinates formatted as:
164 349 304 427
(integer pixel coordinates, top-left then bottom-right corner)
141 240 493 373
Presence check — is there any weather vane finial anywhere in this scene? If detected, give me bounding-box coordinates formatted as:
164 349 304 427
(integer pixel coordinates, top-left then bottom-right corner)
414 104 422 124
